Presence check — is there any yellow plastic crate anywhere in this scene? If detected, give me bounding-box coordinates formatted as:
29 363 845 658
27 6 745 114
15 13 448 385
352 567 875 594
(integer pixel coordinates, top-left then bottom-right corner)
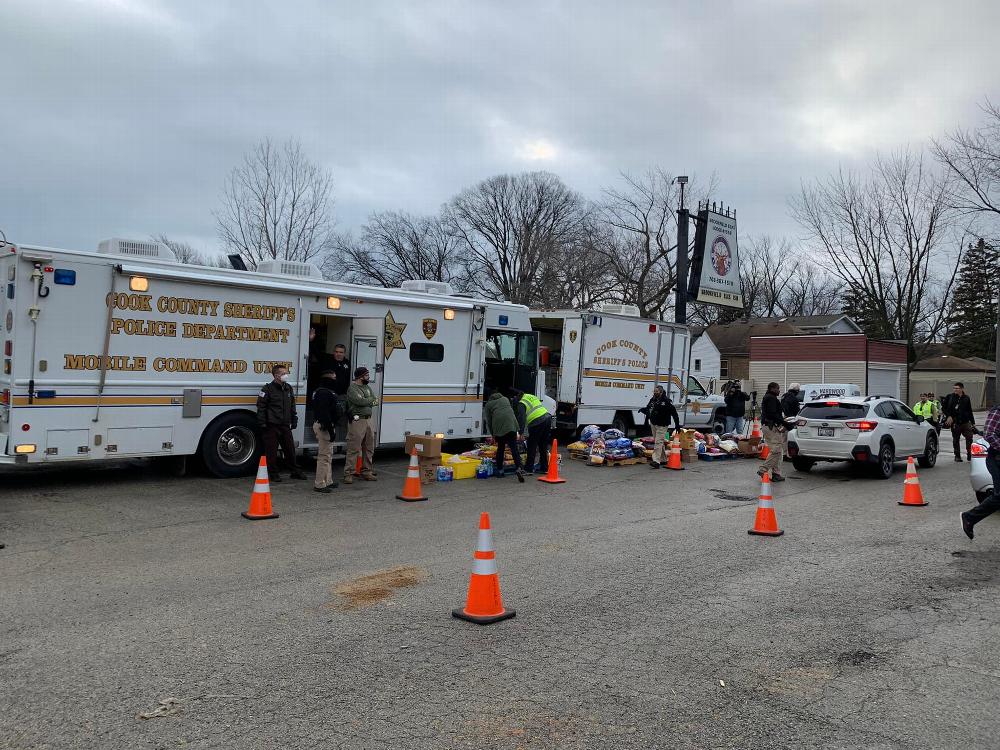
440 453 479 480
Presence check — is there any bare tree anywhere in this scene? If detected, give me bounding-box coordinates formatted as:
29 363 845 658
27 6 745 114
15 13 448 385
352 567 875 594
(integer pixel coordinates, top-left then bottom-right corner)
216 138 335 269
780 264 844 316
790 150 963 362
932 99 1000 231
590 169 717 319
331 212 457 287
152 234 202 264
594 170 675 319
152 234 231 268
445 172 586 306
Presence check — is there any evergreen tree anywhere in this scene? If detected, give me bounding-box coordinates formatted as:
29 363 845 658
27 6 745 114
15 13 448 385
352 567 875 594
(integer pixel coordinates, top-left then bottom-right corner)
841 286 890 339
946 239 1000 360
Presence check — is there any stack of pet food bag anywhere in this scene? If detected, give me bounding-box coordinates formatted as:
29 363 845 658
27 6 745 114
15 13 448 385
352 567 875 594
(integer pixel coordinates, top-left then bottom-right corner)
436 435 530 480
567 425 651 465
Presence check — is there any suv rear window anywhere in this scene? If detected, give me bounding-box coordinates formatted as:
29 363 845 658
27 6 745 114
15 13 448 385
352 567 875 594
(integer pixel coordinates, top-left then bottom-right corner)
798 403 868 420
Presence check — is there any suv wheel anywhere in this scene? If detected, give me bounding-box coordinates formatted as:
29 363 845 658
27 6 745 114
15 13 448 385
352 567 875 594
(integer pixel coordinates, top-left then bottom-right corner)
874 441 895 479
792 457 815 472
917 433 938 469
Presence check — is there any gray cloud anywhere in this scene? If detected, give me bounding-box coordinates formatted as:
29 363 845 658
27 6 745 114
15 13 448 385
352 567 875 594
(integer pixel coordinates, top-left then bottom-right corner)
1 0 997 255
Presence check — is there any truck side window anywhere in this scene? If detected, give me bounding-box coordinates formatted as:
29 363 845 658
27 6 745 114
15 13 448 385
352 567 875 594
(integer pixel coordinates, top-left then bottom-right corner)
686 377 706 397
409 343 444 362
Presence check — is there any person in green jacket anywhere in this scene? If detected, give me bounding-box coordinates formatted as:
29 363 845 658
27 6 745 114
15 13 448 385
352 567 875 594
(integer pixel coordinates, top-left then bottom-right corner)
484 391 525 482
344 367 378 484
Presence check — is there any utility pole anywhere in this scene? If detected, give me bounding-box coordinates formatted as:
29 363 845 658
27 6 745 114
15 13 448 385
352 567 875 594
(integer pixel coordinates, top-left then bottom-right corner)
674 176 689 325
994 290 999 405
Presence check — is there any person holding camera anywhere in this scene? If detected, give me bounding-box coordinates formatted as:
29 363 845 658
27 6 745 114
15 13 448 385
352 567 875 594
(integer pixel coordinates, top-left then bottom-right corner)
724 382 750 435
758 381 787 482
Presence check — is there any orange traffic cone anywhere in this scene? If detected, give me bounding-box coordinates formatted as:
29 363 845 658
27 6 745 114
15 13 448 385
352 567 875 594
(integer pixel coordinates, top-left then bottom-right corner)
353 456 362 477
898 457 928 506
452 512 515 625
748 471 783 536
750 419 762 439
759 442 770 461
666 435 684 470
242 457 279 520
537 438 566 484
396 449 428 502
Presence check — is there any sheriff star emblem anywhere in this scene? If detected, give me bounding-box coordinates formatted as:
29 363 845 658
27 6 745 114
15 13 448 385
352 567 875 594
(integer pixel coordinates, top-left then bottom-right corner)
384 310 407 358
690 400 702 414
569 330 577 343
422 318 437 340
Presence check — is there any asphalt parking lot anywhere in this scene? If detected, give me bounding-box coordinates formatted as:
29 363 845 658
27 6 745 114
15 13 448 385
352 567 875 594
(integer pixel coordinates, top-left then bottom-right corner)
1 445 997 750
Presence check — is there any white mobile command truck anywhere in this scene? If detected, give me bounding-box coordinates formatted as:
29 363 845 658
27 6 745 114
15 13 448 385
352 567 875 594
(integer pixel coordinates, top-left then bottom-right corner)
530 305 725 435
0 237 546 476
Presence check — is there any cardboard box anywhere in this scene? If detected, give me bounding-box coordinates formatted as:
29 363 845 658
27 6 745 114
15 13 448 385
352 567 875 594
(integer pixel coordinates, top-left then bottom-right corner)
737 437 762 456
405 434 443 458
418 456 441 485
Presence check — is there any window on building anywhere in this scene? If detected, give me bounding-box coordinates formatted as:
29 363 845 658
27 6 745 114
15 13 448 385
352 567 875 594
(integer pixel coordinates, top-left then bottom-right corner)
720 359 729 377
694 358 702 372
409 343 444 362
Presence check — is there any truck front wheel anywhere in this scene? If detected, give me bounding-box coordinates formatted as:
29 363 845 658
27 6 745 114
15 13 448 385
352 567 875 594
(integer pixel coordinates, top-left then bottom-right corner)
201 412 261 478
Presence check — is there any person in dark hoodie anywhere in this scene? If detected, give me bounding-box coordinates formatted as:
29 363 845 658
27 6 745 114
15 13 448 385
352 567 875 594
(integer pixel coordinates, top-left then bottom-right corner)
640 385 681 468
484 391 525 482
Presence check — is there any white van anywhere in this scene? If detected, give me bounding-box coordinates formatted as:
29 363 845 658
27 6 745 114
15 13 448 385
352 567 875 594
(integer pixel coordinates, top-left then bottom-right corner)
797 383 862 403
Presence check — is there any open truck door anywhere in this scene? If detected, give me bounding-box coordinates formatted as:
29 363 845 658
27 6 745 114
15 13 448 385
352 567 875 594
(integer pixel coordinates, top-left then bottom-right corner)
351 317 385 439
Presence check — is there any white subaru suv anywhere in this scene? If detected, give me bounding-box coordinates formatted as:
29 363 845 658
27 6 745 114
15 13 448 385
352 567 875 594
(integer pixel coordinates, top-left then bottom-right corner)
787 396 939 479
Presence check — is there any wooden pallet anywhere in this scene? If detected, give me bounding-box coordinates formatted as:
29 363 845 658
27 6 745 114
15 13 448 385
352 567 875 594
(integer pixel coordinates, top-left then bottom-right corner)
587 455 648 467
697 452 739 462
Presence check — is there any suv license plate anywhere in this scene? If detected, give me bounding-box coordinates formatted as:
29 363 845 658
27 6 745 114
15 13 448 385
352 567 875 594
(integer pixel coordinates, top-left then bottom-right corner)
818 427 835 437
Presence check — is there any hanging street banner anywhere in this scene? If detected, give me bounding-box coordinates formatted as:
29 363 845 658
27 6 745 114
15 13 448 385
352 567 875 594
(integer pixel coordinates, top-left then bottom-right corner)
686 208 743 309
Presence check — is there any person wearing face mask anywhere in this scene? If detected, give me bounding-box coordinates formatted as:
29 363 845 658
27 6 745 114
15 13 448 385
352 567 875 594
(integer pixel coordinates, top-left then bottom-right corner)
344 367 378 484
256 364 305 482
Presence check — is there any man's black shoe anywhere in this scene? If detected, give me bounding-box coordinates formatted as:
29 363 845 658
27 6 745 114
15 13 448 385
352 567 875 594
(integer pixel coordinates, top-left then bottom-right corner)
955 456 964 463
961 512 974 540
270 474 284 483
314 485 335 494
650 462 661 469
771 474 786 482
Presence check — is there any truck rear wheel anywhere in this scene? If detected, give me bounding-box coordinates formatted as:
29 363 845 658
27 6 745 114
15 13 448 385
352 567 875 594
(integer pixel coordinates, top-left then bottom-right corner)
201 412 261 478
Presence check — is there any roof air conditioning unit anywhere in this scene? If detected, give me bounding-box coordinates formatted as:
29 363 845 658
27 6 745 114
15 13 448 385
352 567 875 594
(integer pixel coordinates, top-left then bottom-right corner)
256 259 323 279
399 279 456 296
598 303 641 317
98 238 176 262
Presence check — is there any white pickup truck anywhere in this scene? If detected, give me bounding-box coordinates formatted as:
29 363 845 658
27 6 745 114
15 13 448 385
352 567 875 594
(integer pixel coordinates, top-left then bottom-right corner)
530 307 726 435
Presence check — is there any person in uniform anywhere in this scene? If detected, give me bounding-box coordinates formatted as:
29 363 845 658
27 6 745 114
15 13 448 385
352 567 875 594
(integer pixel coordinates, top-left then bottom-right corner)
640 385 680 468
344 367 378 484
758 381 787 482
311 370 340 493
330 344 351 439
256 364 305 482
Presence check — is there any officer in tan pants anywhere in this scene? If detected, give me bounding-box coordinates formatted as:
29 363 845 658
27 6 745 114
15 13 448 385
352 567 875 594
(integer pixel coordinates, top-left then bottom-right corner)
344 367 378 484
758 381 787 481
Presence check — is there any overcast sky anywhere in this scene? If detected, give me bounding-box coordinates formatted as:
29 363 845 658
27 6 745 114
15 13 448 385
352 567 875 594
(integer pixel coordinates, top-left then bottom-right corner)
1 0 997 257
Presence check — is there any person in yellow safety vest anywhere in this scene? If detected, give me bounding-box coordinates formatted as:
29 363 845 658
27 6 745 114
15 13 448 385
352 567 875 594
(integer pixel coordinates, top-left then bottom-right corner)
514 389 552 475
913 394 933 420
913 393 940 433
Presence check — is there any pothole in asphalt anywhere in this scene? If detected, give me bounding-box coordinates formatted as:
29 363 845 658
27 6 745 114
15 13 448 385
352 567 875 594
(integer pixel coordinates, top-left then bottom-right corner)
836 650 880 667
709 489 756 502
332 565 429 610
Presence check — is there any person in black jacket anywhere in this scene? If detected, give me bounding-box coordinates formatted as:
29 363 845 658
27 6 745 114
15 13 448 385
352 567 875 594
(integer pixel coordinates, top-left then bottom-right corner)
724 383 750 435
780 383 801 419
640 385 681 468
758 381 786 481
256 364 306 482
311 370 340 493
942 381 976 462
